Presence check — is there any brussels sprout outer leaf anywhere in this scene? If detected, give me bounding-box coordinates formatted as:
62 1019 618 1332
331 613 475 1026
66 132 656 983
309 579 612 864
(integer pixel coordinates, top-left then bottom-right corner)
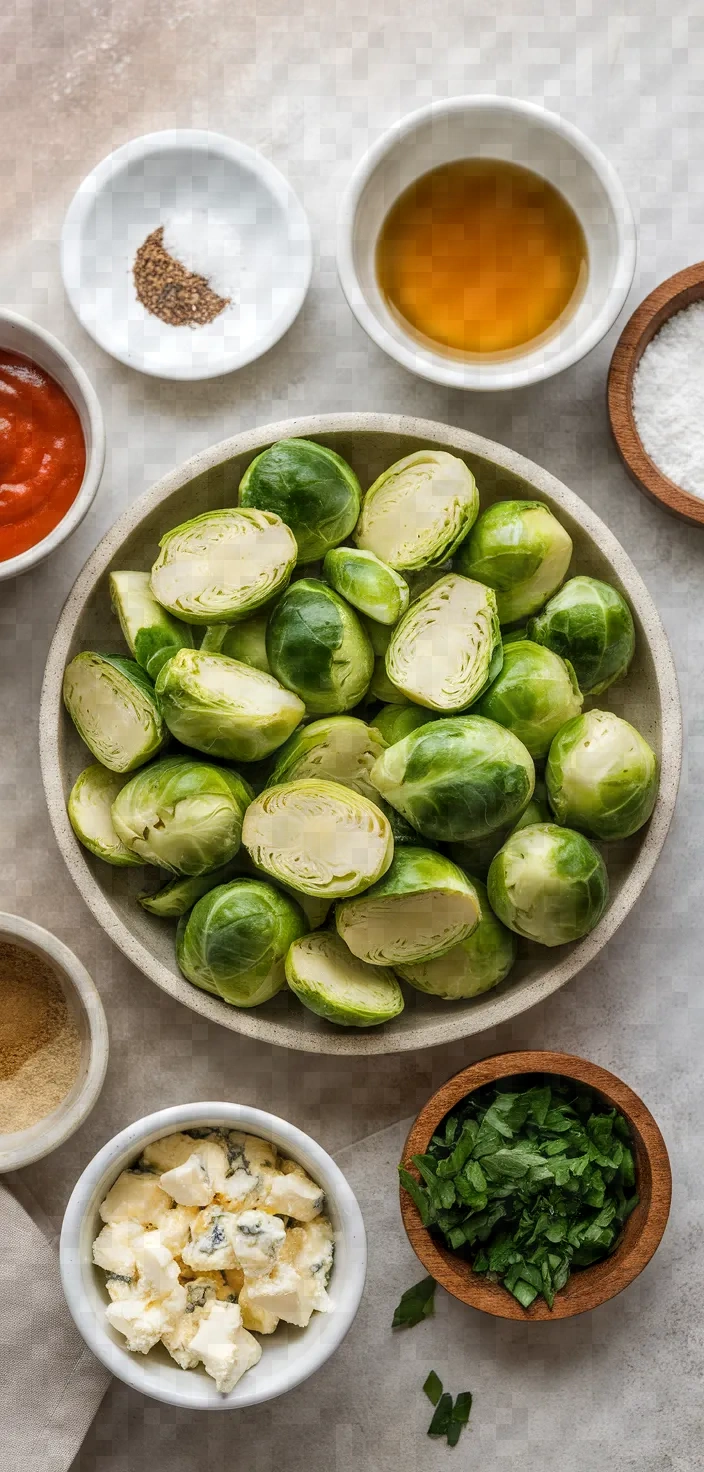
200 611 271 674
242 778 394 898
267 715 387 803
155 648 305 762
370 715 535 843
111 755 250 875
355 450 479 570
239 438 362 563
177 879 306 1006
63 652 166 773
68 764 143 866
335 846 480 965
150 508 297 625
109 571 194 680
546 709 658 840
475 638 583 759
488 823 608 946
285 930 404 1026
527 576 636 695
372 704 438 745
456 500 573 625
385 574 502 712
323 547 410 625
266 579 374 715
397 878 516 999
138 857 245 916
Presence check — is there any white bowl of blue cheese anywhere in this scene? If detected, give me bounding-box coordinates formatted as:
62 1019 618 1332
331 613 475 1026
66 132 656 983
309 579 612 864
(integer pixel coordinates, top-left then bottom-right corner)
60 1103 366 1409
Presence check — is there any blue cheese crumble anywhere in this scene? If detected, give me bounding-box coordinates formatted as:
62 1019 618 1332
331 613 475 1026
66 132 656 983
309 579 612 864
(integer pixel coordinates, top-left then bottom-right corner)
92 1127 333 1393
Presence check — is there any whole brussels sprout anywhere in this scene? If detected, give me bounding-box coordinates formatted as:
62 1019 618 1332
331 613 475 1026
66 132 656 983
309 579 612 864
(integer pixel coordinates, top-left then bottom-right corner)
475 638 583 758
155 648 305 762
456 500 573 624
386 574 502 712
266 579 374 715
286 931 404 1027
200 611 271 674
323 547 409 625
63 652 166 773
242 778 393 899
111 755 252 875
336 846 480 966
546 709 658 841
177 879 306 1006
372 703 437 745
238 438 362 563
369 658 406 705
397 878 517 999
370 715 535 843
527 576 636 695
267 715 386 803
448 780 551 879
150 508 297 624
488 823 608 946
361 616 393 658
109 571 194 680
355 450 479 570
68 764 143 867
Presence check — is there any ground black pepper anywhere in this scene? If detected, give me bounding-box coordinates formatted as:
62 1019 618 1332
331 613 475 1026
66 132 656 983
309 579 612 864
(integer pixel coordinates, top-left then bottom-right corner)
133 226 230 327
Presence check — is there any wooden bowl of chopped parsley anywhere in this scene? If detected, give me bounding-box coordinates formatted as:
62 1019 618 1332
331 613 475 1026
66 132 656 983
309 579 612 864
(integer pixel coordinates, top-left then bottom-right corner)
399 1050 671 1319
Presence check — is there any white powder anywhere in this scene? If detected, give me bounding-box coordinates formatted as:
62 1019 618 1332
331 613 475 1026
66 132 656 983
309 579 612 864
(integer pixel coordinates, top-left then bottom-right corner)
632 300 704 498
161 209 240 303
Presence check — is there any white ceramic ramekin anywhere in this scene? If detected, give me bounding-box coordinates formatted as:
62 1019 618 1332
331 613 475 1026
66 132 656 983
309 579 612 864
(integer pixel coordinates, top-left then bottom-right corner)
60 1102 367 1410
337 96 637 391
0 310 105 580
0 912 109 1170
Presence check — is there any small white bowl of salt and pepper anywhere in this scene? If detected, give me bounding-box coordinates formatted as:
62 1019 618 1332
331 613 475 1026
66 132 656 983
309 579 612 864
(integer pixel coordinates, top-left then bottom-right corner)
61 130 312 380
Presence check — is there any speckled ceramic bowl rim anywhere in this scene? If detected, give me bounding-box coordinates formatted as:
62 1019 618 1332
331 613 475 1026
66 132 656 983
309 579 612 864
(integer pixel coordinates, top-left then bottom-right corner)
0 912 109 1170
60 1101 367 1410
39 412 681 1056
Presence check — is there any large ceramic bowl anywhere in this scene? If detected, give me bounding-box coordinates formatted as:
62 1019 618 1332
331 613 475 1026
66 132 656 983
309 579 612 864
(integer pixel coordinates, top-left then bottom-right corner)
40 414 681 1056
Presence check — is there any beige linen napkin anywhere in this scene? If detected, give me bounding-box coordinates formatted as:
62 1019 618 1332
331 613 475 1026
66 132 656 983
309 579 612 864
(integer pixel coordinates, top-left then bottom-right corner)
0 1181 110 1472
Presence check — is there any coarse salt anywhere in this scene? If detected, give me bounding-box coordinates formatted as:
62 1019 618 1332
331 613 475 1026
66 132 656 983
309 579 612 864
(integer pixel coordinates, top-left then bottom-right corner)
161 208 240 303
632 299 704 498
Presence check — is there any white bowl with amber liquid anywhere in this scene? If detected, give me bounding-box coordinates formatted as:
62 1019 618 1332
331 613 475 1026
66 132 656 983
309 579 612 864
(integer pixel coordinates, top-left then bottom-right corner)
337 96 636 390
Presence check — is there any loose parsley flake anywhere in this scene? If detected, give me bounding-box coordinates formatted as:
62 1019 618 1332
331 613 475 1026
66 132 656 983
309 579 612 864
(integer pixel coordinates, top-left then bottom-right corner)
423 1370 443 1405
423 1376 474 1445
399 1076 639 1311
391 1275 436 1328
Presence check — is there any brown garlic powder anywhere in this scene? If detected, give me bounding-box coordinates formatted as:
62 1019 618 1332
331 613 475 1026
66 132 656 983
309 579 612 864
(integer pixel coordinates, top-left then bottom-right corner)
0 942 81 1133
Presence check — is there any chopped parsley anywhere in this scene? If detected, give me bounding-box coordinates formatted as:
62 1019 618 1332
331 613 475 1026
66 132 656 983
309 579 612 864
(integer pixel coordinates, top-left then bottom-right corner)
423 1374 473 1445
391 1274 436 1328
399 1076 639 1310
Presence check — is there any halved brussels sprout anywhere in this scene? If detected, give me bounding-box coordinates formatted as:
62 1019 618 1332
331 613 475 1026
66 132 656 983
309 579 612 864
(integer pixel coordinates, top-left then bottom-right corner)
527 576 636 695
242 778 393 899
546 709 658 840
449 781 551 879
369 658 406 705
372 704 437 745
238 438 361 563
266 579 374 715
111 756 252 875
177 879 306 1006
200 611 271 674
285 930 404 1027
355 450 478 570
63 652 166 773
150 508 297 625
456 501 573 624
323 548 409 626
109 571 194 680
386 574 502 712
397 878 516 999
336 847 480 965
68 764 143 867
371 715 535 843
475 638 583 758
138 858 243 917
488 823 608 946
155 649 304 762
267 716 386 803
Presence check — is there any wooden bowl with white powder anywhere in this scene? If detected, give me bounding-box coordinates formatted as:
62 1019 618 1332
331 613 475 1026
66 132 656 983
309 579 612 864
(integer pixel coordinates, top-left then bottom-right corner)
0 913 108 1171
608 261 704 526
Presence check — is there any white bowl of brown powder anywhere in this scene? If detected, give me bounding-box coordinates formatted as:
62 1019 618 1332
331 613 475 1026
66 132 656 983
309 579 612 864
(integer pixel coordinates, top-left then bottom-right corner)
0 914 108 1171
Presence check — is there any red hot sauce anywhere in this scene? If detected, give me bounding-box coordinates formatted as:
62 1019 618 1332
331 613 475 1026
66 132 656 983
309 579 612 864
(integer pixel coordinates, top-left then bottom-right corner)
0 350 86 562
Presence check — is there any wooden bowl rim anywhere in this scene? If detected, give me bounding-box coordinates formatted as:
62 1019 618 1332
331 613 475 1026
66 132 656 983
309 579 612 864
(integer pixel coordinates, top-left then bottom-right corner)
608 260 704 526
400 1049 672 1321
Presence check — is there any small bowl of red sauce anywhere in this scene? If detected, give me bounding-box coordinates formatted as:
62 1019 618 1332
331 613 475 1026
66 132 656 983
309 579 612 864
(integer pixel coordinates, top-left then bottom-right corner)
0 310 105 580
